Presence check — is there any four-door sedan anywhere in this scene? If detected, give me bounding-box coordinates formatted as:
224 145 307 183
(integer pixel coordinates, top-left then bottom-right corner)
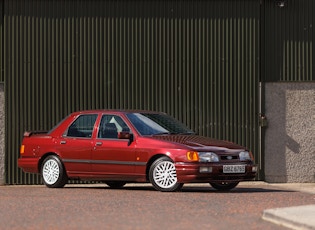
18 110 257 192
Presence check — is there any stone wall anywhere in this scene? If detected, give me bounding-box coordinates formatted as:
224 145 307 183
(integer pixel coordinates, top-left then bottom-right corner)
264 82 315 182
0 83 5 185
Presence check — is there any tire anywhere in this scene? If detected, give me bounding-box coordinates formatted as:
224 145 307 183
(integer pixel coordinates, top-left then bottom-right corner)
105 181 127 189
149 157 183 192
210 182 239 191
41 155 68 188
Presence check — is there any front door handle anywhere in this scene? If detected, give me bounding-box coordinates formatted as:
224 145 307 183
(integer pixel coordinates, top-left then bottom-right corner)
95 142 102 146
60 140 67 144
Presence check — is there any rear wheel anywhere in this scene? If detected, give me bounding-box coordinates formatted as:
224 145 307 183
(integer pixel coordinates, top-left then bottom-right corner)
105 181 127 189
210 182 239 191
149 157 183 192
41 155 68 188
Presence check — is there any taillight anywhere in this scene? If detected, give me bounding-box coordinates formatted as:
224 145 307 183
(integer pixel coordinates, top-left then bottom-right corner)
20 145 25 155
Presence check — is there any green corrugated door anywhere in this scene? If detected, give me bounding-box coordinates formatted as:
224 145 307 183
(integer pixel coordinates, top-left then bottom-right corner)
4 0 261 184
264 0 315 82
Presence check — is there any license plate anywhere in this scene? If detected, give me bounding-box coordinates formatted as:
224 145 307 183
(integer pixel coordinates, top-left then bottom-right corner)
223 165 245 173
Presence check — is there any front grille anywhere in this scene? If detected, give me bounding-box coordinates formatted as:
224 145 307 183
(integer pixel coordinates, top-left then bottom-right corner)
220 155 238 161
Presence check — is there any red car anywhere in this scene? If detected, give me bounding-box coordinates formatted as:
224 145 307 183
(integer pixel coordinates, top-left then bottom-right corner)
18 110 257 192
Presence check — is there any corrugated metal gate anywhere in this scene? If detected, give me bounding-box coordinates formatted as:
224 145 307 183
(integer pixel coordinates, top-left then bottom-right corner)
264 0 314 82
4 0 261 184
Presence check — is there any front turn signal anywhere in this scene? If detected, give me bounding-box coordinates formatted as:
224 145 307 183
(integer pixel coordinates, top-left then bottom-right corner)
186 151 199 161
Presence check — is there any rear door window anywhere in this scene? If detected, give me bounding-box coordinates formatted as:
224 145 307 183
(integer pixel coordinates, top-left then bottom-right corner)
66 114 98 138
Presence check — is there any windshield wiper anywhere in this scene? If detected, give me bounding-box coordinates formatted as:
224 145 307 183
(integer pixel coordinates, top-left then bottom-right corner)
173 132 195 135
153 132 171 135
153 131 195 135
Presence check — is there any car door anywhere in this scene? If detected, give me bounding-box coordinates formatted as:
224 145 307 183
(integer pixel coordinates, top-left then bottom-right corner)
92 114 136 178
56 114 98 174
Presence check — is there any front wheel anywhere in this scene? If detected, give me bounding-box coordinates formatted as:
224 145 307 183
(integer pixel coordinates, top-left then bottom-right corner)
149 157 183 192
210 182 239 191
41 155 68 188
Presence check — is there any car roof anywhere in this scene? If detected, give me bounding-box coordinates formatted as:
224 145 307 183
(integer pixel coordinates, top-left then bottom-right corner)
70 109 166 116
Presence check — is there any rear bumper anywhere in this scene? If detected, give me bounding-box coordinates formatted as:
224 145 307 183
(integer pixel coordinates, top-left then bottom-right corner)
18 157 40 173
175 162 257 183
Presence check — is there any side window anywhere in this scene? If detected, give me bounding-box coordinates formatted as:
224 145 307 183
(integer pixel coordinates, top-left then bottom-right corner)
98 114 130 139
66 114 98 138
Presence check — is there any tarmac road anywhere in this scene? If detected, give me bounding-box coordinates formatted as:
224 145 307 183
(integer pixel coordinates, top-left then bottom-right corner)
0 182 314 230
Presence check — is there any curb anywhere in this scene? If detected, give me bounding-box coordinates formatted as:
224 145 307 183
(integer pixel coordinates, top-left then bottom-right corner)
262 205 315 230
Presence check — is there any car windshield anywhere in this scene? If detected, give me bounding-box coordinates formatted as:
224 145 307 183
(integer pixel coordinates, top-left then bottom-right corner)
126 113 194 136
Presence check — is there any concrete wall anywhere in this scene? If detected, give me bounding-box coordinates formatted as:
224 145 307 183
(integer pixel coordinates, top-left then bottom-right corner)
264 82 315 182
0 83 5 185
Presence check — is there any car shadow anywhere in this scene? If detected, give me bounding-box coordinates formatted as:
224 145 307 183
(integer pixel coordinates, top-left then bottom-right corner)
181 186 294 193
64 183 295 194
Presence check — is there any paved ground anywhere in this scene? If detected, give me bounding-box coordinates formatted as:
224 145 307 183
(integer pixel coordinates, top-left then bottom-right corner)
266 183 315 195
0 182 314 230
262 183 315 229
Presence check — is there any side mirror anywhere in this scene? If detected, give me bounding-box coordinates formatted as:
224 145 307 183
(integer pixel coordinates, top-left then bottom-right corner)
118 131 131 139
118 132 134 146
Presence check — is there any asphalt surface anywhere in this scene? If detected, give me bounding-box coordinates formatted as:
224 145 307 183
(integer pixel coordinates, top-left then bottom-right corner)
0 182 315 230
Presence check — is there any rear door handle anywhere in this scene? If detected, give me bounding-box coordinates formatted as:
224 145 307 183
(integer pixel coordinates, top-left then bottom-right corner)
60 140 67 144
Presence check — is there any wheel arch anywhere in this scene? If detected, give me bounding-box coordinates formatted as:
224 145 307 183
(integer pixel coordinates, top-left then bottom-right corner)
145 154 173 181
38 152 61 172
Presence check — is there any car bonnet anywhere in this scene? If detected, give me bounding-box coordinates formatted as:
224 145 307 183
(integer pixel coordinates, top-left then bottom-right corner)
149 135 246 153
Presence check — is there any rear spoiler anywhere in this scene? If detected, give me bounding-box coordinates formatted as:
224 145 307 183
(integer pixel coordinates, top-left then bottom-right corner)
23 131 48 137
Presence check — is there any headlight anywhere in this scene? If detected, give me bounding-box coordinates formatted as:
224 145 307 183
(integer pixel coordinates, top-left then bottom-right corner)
198 152 219 162
239 151 252 161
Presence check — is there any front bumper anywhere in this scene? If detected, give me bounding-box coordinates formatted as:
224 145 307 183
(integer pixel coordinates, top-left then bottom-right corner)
175 162 257 183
